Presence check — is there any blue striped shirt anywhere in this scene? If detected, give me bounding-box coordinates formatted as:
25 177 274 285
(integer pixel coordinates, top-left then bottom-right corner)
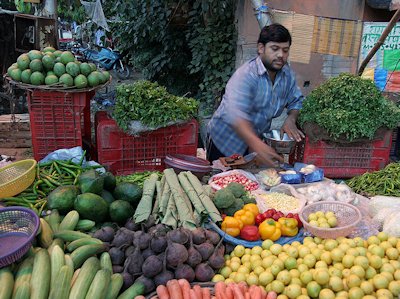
207 56 304 156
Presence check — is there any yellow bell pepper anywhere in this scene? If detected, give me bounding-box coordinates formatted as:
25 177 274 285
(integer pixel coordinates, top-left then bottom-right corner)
234 209 255 226
221 216 243 237
278 217 299 237
258 218 282 241
242 203 259 217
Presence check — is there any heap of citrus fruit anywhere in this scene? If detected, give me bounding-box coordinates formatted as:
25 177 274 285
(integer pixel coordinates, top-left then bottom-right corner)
7 47 110 89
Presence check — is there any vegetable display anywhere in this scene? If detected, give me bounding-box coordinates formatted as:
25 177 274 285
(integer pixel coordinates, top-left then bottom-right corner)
113 80 199 131
347 163 400 196
299 73 400 141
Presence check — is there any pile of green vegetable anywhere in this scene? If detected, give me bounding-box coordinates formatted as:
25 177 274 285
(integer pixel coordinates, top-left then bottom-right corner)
299 73 400 141
213 182 256 216
347 163 400 196
113 80 199 131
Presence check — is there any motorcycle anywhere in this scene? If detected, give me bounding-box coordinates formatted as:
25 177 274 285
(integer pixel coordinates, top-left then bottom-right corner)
72 43 130 80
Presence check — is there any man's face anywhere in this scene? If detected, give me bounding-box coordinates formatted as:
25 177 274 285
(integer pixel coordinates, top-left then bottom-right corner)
257 41 290 72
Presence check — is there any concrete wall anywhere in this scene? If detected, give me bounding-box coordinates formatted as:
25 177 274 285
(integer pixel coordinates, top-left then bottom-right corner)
235 0 396 97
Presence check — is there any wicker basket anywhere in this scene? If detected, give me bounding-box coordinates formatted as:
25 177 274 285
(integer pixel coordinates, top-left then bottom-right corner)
0 159 37 198
299 201 362 239
0 207 40 267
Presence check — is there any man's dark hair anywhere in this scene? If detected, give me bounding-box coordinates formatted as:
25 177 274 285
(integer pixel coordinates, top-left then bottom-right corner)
257 23 292 46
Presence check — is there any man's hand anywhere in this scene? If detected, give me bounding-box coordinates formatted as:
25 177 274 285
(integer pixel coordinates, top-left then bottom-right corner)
281 111 305 142
233 118 283 167
250 140 284 167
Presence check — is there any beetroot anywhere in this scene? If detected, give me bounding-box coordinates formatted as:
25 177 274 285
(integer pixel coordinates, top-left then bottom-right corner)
208 236 225 269
191 227 206 245
186 235 202 268
134 231 151 250
121 271 134 291
93 226 115 242
205 229 220 245
125 246 135 256
167 228 189 245
109 247 125 265
174 264 195 282
142 247 155 260
125 218 141 231
112 228 133 247
194 242 214 261
166 242 188 268
142 255 163 278
150 235 167 254
124 246 143 275
153 248 174 287
195 263 214 282
148 224 169 236
135 275 155 293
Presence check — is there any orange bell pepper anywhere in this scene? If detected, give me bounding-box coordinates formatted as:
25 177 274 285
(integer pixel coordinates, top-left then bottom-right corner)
234 209 255 226
278 217 299 237
242 203 259 217
258 218 282 241
221 216 243 237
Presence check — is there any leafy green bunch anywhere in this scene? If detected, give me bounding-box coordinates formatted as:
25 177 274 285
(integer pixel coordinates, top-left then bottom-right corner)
299 73 400 141
114 80 199 131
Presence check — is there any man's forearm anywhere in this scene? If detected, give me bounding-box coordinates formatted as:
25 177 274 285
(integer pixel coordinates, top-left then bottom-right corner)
232 118 264 152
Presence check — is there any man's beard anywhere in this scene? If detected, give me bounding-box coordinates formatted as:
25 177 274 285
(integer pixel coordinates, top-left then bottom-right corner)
263 59 284 72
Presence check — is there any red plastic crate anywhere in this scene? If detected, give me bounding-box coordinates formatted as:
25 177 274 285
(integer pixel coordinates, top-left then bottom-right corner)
95 111 199 174
290 130 392 178
27 90 94 160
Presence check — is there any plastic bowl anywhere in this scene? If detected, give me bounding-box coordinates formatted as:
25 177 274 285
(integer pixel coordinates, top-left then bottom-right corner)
164 154 212 178
0 207 40 267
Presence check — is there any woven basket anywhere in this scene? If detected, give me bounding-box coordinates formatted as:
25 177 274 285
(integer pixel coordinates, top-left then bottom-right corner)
299 201 362 239
0 207 40 267
0 159 37 198
145 282 215 299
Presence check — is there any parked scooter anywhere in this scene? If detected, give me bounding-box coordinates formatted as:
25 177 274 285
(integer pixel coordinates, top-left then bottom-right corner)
72 43 130 79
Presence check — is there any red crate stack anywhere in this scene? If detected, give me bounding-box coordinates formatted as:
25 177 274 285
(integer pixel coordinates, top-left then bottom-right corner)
290 130 392 178
27 90 95 160
95 111 198 174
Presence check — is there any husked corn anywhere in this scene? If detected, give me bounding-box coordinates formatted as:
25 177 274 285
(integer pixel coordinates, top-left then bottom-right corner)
259 192 299 210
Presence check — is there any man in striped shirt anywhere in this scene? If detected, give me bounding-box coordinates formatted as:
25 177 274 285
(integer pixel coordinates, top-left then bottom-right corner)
206 23 305 166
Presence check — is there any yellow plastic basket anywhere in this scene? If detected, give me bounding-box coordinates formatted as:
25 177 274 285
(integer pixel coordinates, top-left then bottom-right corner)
0 159 37 198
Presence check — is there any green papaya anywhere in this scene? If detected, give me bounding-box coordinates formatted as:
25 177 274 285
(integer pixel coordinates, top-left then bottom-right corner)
74 193 109 223
78 169 104 195
47 185 80 213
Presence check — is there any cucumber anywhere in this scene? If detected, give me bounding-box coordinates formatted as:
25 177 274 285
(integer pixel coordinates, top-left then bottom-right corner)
64 255 74 273
48 238 64 254
48 265 73 299
59 211 80 231
70 244 106 269
100 252 112 272
50 245 65 294
84 269 111 299
70 269 81 288
30 249 51 299
75 220 96 231
13 281 30 299
39 218 54 249
69 257 100 299
104 273 123 299
116 282 145 299
0 267 14 299
48 209 61 232
12 256 34 298
53 230 91 242
66 238 103 252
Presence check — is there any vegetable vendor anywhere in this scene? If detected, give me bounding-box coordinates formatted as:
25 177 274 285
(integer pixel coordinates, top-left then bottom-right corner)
206 23 305 166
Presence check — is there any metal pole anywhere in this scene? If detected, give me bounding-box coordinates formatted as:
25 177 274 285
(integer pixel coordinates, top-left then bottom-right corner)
358 9 400 76
250 0 272 29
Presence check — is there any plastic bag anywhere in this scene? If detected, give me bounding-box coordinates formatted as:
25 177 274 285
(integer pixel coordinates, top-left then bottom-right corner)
275 181 356 205
383 210 400 237
373 208 396 229
293 162 324 183
252 184 307 214
368 195 400 217
208 169 259 191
